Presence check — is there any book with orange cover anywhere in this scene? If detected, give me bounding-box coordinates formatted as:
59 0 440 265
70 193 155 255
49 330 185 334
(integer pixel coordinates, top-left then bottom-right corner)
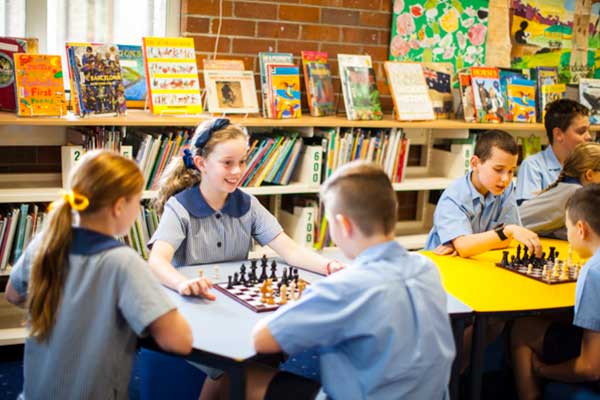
301 51 335 117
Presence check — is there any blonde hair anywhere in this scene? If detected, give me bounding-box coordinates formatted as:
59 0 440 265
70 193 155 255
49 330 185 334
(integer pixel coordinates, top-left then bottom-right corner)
544 142 600 192
28 151 143 341
321 161 397 236
153 119 248 215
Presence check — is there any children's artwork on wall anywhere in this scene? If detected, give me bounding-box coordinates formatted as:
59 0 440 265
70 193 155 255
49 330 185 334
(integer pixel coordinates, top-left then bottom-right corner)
389 0 490 71
510 0 600 84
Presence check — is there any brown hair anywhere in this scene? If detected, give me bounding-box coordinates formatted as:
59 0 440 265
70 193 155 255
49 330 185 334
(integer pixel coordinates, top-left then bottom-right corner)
544 99 589 145
320 161 397 236
545 142 600 192
28 151 143 341
566 184 600 236
153 120 248 215
474 130 518 162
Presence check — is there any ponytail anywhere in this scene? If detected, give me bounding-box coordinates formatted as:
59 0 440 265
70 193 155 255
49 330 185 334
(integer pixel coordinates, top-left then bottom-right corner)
153 157 201 215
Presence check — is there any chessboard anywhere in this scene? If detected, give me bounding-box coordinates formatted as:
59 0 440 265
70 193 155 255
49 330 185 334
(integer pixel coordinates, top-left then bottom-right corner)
495 244 580 284
214 255 310 313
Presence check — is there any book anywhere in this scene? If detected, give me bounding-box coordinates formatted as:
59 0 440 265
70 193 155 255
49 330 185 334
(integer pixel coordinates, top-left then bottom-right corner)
0 37 28 111
338 54 383 121
579 79 600 124
12 203 29 263
203 59 245 70
266 64 302 119
470 66 503 123
531 66 558 122
301 51 335 117
280 205 318 248
540 83 566 122
118 44 147 108
421 62 454 119
258 52 293 118
384 61 434 121
142 37 202 114
499 68 527 121
204 70 259 114
506 78 536 123
13 54 68 116
292 144 323 186
66 42 127 116
457 71 476 122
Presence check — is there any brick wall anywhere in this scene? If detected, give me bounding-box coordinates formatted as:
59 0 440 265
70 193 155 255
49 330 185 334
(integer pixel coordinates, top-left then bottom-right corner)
181 0 394 114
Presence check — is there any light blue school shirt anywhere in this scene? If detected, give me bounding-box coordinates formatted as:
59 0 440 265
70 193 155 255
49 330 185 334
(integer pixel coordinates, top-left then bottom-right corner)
515 146 562 203
265 240 456 400
574 248 600 331
10 228 174 400
425 172 521 250
148 186 283 267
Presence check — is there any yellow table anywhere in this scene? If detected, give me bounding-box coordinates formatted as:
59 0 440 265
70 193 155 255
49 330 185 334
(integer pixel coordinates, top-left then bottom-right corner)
423 239 583 400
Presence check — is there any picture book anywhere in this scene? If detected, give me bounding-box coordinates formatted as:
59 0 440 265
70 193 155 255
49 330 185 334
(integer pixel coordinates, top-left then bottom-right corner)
13 54 67 116
203 59 245 70
506 78 536 123
266 64 302 119
338 54 383 121
66 42 127 116
258 52 293 118
470 66 503 123
118 44 147 108
421 62 453 119
0 37 28 111
301 51 335 117
142 37 202 115
384 61 434 121
458 71 476 122
540 83 566 122
580 79 600 125
531 66 558 122
204 69 259 114
499 68 527 119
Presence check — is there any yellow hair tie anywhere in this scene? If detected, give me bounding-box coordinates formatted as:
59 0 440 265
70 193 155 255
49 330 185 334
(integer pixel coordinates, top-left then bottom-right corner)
49 190 89 212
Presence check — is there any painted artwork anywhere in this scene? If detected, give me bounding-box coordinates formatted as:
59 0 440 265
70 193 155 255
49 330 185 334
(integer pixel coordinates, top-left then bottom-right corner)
510 0 600 84
389 0 490 71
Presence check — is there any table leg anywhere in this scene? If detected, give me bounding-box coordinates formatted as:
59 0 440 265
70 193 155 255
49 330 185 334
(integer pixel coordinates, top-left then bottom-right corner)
450 316 466 400
469 313 487 400
228 363 246 400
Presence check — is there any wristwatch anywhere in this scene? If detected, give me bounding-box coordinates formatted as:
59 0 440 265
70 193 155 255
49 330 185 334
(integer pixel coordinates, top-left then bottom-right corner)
494 224 508 241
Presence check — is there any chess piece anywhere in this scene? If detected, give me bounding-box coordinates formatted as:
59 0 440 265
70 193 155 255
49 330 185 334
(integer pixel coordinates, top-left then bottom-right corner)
516 244 522 263
239 264 247 285
298 280 306 298
527 263 533 275
522 247 529 265
560 260 569 280
233 272 239 285
259 263 268 282
198 269 204 279
279 285 288 305
288 281 296 300
270 261 278 282
261 254 268 267
250 260 258 283
552 261 560 279
213 266 220 280
293 268 299 283
567 245 573 267
573 263 581 279
227 275 233 289
542 263 547 277
549 246 556 262
500 251 509 267
260 280 269 303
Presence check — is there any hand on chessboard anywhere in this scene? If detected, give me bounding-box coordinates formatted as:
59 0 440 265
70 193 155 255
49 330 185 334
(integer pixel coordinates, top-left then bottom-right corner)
505 225 542 258
433 243 458 256
177 277 216 300
326 260 347 275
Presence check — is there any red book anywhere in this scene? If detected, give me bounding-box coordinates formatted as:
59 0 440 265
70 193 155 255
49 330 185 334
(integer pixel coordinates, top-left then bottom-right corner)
0 37 27 111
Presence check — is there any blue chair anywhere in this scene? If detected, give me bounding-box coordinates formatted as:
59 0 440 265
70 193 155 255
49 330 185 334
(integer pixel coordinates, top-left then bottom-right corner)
545 382 600 400
139 348 206 400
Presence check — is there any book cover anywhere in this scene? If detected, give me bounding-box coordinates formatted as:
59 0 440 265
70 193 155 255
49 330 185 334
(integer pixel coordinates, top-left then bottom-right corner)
13 54 67 116
66 42 127 116
506 78 536 123
258 52 293 118
204 70 259 114
267 64 302 119
142 37 202 114
499 68 527 120
338 54 382 121
457 72 476 122
0 37 27 111
421 62 454 119
531 66 558 122
301 51 335 117
203 59 245 70
384 61 434 121
118 44 147 108
580 79 600 125
540 83 566 122
470 66 503 123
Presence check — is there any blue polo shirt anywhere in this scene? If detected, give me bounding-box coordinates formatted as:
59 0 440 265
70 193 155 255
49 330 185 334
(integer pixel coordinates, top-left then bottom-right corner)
516 146 562 203
425 172 521 249
574 248 600 331
264 240 455 400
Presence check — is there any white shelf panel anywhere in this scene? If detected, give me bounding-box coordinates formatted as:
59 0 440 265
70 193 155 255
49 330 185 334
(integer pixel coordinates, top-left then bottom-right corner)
0 188 62 203
143 184 321 200
0 327 27 346
393 176 455 191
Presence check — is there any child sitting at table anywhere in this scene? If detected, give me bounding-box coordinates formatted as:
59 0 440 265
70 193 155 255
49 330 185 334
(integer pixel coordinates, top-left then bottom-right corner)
249 161 456 400
511 184 600 400
425 129 542 258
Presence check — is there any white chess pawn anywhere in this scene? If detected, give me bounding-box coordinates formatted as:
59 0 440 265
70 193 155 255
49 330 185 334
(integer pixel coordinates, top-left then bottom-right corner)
213 265 220 280
198 269 204 279
527 263 533 275
289 281 297 300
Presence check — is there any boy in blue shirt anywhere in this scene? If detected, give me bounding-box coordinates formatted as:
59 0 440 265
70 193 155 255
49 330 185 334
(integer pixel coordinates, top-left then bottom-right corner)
426 129 542 258
249 161 456 400
516 99 591 204
511 184 600 399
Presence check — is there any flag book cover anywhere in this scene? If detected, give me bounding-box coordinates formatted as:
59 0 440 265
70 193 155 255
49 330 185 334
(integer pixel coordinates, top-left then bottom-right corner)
470 66 503 123
0 37 27 111
204 69 259 114
142 37 202 115
267 64 302 119
580 79 600 125
13 54 67 116
384 61 434 121
506 78 536 123
421 62 453 119
301 51 335 117
258 52 293 118
66 42 127 116
118 44 146 108
338 54 383 121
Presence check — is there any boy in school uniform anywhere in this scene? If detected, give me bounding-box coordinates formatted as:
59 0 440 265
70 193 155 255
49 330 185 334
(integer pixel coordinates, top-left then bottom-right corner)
516 99 592 205
249 161 456 400
511 184 600 400
425 129 542 258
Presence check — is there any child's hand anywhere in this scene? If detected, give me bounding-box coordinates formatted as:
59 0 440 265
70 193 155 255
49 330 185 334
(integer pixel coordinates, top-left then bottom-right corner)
177 277 216 300
326 260 347 275
506 225 542 257
531 352 544 378
433 244 458 256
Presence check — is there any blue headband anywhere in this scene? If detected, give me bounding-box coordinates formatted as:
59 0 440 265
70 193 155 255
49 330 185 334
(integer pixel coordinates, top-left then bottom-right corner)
183 118 231 170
